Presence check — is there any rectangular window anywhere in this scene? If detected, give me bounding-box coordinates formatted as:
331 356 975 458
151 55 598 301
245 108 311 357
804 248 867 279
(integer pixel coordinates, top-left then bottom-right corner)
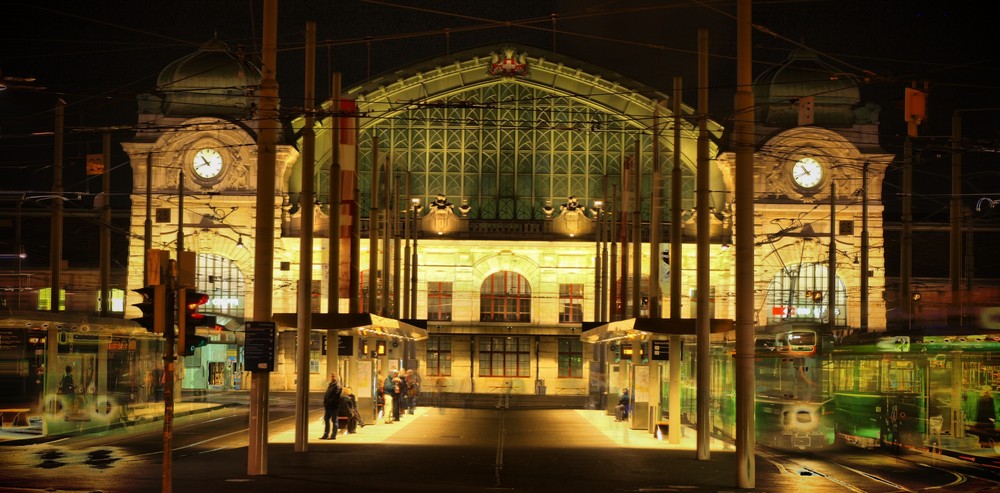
557 337 584 378
559 284 584 323
478 336 530 377
427 282 453 321
426 335 452 376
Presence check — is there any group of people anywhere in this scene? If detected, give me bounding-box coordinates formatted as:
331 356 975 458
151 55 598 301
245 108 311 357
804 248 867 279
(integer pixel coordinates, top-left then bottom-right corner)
377 369 420 424
321 373 366 440
320 369 421 440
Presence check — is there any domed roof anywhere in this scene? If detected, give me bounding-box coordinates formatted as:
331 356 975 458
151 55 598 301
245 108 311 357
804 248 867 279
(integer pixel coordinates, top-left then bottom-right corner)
140 38 261 118
753 48 861 127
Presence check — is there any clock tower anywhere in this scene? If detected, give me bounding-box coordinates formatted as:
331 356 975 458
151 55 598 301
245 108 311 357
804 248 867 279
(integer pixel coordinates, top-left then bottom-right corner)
718 48 893 331
122 38 299 325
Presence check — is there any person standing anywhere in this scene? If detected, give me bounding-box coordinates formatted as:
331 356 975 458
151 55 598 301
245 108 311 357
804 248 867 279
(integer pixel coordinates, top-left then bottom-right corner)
382 371 396 424
59 365 75 396
391 370 404 421
321 373 342 440
405 369 421 414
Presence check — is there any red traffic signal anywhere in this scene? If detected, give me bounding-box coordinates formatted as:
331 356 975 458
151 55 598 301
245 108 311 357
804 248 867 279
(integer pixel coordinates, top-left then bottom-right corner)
178 288 210 357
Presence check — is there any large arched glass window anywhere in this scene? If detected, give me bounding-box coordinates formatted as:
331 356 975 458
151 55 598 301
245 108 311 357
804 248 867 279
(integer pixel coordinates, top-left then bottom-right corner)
196 254 246 319
480 271 531 322
764 262 847 326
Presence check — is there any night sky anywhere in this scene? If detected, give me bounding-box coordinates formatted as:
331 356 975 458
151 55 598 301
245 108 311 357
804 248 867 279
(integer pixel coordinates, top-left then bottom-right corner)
1 0 998 267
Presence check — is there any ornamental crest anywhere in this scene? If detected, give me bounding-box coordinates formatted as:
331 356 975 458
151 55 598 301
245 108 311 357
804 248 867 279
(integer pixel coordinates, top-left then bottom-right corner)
487 48 529 78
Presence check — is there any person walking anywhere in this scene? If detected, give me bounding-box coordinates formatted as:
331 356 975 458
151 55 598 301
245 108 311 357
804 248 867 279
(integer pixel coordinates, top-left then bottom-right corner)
321 373 342 439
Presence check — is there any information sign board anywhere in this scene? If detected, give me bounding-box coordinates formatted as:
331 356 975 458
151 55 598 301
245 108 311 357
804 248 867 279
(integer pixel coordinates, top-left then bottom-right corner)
244 321 275 371
651 340 670 361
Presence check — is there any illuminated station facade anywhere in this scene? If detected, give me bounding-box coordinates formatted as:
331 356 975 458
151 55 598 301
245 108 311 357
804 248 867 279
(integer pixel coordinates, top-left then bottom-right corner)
123 41 889 402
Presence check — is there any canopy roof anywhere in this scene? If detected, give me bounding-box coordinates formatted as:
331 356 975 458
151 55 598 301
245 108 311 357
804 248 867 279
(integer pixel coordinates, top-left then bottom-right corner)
271 312 428 341
580 317 735 344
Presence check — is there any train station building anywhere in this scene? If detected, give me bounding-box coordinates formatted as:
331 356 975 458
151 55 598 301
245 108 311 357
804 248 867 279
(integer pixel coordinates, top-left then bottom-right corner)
116 39 891 403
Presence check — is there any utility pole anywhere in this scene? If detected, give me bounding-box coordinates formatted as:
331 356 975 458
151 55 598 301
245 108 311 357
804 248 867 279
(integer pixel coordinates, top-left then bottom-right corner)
249 0 279 475
161 259 177 493
734 0 756 486
668 76 683 446
649 101 662 319
50 99 64 312
950 111 963 326
861 160 869 332
829 181 837 334
294 21 316 453
695 27 711 461
100 132 111 316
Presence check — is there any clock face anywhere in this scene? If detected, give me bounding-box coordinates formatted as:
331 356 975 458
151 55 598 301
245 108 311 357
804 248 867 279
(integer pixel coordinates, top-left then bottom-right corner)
792 157 823 189
193 148 224 180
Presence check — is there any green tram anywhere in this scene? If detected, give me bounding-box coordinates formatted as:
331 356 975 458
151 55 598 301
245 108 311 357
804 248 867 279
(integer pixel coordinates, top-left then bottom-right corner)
707 324 837 450
833 331 1000 453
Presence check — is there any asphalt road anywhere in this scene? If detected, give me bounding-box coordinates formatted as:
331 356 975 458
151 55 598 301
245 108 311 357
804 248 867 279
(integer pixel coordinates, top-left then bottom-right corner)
1 398 997 493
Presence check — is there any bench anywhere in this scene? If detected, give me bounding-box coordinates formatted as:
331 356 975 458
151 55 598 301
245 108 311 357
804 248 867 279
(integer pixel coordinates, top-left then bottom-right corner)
0 408 30 427
654 420 670 440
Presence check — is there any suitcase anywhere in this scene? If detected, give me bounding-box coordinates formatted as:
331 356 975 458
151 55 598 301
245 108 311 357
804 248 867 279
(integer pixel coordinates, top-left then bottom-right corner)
615 404 625 421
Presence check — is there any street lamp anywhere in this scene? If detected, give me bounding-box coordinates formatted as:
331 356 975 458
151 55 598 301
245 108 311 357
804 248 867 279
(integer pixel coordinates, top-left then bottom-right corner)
593 200 603 321
410 198 421 319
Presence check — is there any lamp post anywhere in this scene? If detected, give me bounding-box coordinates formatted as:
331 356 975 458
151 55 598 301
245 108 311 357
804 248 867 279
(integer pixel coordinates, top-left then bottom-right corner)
410 198 421 319
594 200 603 322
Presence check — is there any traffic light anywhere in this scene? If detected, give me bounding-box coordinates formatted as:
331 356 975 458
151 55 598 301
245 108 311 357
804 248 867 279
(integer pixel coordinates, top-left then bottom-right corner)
177 288 210 357
132 285 165 333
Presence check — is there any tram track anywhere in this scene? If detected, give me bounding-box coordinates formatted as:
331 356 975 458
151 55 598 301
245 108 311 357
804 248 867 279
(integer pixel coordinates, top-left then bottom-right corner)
759 442 999 493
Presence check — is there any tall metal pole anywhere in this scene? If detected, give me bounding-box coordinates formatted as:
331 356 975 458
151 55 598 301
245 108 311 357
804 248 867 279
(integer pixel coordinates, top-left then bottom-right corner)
950 111 962 326
161 261 177 493
392 176 402 318
143 152 153 286
350 115 362 314
249 0 278 475
594 200 603 322
294 21 316 453
609 185 619 321
403 173 411 319
50 99 64 312
735 2 756 485
861 160 869 332
829 182 837 334
410 198 419 319
601 175 609 321
621 159 630 320
368 136 380 314
901 137 913 328
100 132 111 316
632 139 642 316
668 76 683 445
329 73 342 316
649 102 662 319
695 27 711 460
381 167 392 315
326 73 342 390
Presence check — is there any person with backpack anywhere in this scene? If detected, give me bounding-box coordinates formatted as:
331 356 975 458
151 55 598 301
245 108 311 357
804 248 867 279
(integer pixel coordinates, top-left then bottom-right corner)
391 370 405 421
321 373 342 439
